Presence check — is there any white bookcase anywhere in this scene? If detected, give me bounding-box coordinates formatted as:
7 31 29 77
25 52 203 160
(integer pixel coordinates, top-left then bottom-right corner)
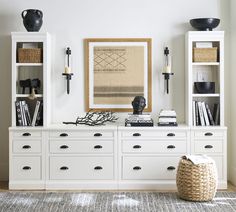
11 32 51 127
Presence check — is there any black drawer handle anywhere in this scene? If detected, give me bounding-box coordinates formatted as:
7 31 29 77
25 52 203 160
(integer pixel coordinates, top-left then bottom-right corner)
133 145 142 149
60 133 68 137
205 145 213 149
205 132 213 136
22 145 31 149
60 145 69 149
22 132 31 137
22 166 31 170
60 166 69 170
167 166 176 171
94 145 103 149
133 166 142 170
94 166 103 170
167 133 175 137
167 145 175 149
133 133 141 137
94 133 102 137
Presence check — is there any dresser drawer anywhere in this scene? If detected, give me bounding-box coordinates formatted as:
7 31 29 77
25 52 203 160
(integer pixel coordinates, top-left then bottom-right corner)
122 140 187 154
50 156 113 180
49 140 113 154
12 131 41 138
122 156 179 180
194 140 223 153
121 131 187 139
194 130 225 139
11 156 41 180
49 130 114 139
13 140 41 154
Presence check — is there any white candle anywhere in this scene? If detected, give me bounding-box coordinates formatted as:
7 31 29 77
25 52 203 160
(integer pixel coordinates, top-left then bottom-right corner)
65 66 71 74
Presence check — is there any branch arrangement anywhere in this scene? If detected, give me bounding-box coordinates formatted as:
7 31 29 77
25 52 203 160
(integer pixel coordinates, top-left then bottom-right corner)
63 110 118 126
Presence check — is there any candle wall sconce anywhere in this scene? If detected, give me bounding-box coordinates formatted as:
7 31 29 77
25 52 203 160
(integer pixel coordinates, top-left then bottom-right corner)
162 47 174 94
62 47 73 94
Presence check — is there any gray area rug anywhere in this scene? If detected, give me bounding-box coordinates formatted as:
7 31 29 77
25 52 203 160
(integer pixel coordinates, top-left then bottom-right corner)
0 191 236 212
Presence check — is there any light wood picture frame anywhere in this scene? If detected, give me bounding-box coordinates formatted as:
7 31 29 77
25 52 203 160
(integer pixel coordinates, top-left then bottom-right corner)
84 38 152 112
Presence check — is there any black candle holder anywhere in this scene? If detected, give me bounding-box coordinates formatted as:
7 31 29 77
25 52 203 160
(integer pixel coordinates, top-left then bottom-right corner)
62 73 73 94
162 72 174 94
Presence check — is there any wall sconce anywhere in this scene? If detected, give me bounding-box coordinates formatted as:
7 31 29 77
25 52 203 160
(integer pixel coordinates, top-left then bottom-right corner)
62 47 73 94
162 47 174 94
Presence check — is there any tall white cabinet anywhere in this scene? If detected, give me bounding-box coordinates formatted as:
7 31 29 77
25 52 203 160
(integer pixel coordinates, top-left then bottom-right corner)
185 31 227 188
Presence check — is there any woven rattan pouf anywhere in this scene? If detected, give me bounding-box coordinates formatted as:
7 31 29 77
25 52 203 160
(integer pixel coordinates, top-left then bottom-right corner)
176 158 217 201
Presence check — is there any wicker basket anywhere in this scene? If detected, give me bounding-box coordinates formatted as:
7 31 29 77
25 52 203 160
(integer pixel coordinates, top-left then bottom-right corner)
176 158 217 201
193 47 218 62
18 48 42 63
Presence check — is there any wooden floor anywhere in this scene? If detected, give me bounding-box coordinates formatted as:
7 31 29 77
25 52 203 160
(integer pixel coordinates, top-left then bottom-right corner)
1 181 236 192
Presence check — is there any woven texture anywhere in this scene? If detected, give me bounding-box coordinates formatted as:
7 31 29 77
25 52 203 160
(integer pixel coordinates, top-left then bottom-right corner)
176 158 217 201
18 48 42 63
193 47 217 62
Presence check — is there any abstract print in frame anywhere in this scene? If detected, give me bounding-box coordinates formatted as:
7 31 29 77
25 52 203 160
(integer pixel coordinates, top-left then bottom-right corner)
85 38 152 112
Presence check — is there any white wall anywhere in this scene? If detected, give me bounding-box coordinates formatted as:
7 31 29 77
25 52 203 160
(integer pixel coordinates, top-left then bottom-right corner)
0 0 227 180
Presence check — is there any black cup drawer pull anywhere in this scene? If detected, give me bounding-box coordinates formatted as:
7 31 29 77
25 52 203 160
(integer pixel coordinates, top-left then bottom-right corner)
167 145 175 149
133 145 142 149
205 145 213 149
167 133 175 137
133 133 141 137
22 145 31 149
60 166 69 170
60 133 68 137
94 145 103 149
94 166 103 170
94 133 102 137
60 145 69 149
22 132 31 137
133 166 142 170
205 132 213 136
167 166 176 171
22 166 31 170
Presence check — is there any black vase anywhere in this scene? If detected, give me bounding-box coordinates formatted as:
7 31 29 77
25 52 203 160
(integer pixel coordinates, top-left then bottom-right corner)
21 9 43 32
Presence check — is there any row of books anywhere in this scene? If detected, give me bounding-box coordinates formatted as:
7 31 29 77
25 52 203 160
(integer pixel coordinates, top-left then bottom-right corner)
192 101 220 126
158 110 178 126
15 100 43 126
125 114 153 127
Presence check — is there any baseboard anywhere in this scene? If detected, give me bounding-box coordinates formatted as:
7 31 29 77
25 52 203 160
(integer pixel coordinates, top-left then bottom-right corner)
229 166 236 186
0 163 8 181
9 181 45 190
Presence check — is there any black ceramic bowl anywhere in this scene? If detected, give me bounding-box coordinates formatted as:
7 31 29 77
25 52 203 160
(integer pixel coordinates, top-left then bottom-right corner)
194 82 215 94
190 18 220 31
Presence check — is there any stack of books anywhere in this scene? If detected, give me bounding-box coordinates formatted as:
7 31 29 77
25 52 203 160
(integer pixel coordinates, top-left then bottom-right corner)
193 101 219 126
158 110 177 126
125 114 153 127
15 100 43 126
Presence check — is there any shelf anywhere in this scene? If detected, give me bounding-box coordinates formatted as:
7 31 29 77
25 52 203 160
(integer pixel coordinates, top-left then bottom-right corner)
16 63 43 67
192 94 220 97
192 62 220 66
16 94 43 98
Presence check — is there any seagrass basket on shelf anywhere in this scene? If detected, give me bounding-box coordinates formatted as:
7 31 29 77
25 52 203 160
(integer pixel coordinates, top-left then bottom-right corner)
176 158 217 202
18 48 42 63
193 47 218 62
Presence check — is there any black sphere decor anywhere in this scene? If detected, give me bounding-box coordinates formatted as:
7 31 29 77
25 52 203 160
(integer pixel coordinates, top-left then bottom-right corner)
190 18 220 31
21 9 43 32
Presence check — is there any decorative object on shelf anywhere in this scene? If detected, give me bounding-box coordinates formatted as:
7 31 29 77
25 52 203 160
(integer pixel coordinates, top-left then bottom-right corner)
63 110 118 126
194 82 215 94
21 9 43 32
158 109 177 126
190 18 220 31
62 47 73 94
84 38 152 112
19 78 40 95
162 47 174 94
18 47 42 63
132 96 146 115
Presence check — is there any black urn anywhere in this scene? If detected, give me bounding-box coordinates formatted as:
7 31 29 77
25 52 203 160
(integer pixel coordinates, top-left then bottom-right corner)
21 9 43 32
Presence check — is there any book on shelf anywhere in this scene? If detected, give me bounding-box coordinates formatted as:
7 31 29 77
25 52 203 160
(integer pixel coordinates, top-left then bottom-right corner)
24 103 31 125
15 101 23 126
159 117 177 123
213 103 220 125
158 122 178 126
159 110 176 117
205 103 215 125
31 100 41 126
127 113 151 121
195 42 213 48
197 102 205 126
195 102 200 126
35 101 43 126
192 101 196 126
201 102 210 126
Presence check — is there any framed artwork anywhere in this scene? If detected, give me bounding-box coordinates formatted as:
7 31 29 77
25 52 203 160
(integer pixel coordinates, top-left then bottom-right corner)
84 38 152 112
